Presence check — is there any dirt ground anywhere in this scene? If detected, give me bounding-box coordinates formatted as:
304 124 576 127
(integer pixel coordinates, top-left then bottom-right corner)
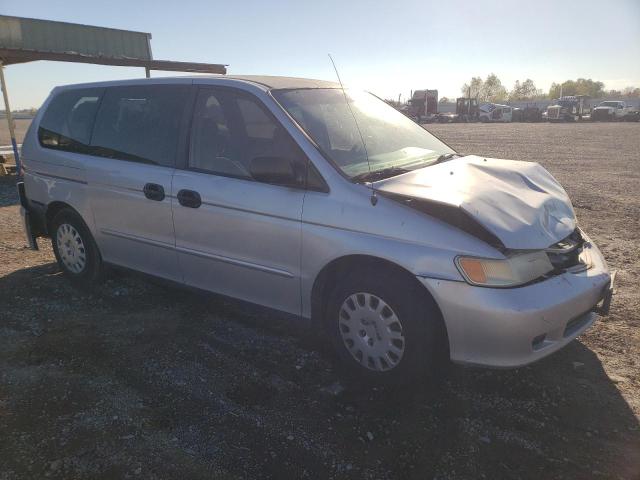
0 122 639 480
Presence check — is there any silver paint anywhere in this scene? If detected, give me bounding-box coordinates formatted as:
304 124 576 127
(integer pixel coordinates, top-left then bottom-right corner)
20 76 612 369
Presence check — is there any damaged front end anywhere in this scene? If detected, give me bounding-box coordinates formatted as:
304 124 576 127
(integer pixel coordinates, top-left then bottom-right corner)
384 188 595 287
373 155 605 288
545 228 590 273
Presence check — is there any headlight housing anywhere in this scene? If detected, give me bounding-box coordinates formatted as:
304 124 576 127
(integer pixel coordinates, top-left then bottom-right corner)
455 251 553 287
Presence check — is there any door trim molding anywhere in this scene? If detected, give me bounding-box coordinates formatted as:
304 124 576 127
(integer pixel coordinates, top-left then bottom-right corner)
100 228 175 251
100 228 294 279
176 245 295 279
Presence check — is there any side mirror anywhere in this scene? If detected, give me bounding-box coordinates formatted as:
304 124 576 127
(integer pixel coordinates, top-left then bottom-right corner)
249 156 299 187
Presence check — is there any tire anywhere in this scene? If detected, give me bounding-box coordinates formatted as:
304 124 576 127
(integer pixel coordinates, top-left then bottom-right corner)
50 208 103 285
324 267 447 386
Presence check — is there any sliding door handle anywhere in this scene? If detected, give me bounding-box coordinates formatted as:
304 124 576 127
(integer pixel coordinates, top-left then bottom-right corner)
177 189 201 208
143 183 165 201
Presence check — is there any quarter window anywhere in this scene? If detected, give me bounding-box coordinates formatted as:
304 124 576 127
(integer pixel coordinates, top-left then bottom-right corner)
38 88 103 152
91 85 189 167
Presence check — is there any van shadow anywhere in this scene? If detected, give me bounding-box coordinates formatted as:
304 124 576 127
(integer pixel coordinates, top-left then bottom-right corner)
339 341 640 479
0 263 638 480
0 175 19 207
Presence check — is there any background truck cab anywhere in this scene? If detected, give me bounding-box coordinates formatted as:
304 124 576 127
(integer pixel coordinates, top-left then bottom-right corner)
407 89 438 122
546 95 590 121
478 103 515 122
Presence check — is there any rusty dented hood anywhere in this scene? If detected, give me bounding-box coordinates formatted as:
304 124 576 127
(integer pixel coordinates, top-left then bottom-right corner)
374 155 577 250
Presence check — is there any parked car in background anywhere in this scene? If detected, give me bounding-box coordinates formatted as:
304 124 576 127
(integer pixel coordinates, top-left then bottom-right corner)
591 101 640 121
546 95 590 121
18 76 614 385
478 103 516 122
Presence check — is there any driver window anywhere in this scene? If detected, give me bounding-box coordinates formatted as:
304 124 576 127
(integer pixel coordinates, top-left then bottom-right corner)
189 89 308 186
189 90 250 178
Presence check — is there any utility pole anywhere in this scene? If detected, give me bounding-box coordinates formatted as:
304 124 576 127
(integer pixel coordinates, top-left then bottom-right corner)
0 61 21 177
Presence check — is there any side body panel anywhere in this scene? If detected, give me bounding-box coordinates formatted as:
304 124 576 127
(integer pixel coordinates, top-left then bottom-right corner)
85 158 180 281
299 184 499 319
172 172 304 314
173 81 309 315
20 93 94 234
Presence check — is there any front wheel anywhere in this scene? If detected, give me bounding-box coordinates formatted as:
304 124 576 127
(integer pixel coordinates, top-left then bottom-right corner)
325 268 447 385
51 208 103 285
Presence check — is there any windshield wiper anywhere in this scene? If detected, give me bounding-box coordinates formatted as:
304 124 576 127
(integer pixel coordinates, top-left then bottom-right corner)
433 153 459 164
351 167 410 183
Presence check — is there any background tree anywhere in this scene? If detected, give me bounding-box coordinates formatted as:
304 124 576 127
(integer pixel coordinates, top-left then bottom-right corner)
548 78 606 98
482 74 508 103
460 76 483 98
460 74 507 103
510 79 543 100
439 96 452 104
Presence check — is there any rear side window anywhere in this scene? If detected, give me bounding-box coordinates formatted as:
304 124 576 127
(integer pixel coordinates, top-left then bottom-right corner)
91 85 189 167
38 88 103 152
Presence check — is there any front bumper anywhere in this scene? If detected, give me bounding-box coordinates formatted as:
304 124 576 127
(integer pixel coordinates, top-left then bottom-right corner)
419 239 612 368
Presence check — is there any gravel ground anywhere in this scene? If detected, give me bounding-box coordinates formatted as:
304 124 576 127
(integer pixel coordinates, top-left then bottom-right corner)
0 122 639 479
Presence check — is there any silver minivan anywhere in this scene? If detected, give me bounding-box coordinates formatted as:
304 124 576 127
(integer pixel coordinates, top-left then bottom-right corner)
19 75 614 384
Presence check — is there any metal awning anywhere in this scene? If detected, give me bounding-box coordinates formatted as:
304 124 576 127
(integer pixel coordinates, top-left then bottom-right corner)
0 48 227 74
0 15 228 176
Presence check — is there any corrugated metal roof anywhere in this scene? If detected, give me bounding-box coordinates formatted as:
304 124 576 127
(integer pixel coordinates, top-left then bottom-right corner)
0 15 152 61
49 75 338 92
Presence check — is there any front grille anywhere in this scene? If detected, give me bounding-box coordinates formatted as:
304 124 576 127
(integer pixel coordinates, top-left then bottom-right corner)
548 108 560 119
592 110 609 120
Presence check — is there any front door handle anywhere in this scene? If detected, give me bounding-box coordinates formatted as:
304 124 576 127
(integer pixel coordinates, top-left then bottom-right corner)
177 189 202 208
143 183 165 201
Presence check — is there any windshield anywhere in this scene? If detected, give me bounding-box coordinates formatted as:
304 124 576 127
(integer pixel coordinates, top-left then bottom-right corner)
273 88 455 179
599 101 620 107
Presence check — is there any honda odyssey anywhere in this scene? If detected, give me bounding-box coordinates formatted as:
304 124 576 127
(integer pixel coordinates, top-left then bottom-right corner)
18 75 614 383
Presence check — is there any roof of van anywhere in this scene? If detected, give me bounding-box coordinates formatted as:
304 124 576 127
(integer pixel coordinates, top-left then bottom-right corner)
224 75 340 89
54 75 340 92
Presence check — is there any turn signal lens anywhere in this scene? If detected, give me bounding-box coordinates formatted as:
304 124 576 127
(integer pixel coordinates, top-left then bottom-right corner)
457 258 487 284
456 252 553 287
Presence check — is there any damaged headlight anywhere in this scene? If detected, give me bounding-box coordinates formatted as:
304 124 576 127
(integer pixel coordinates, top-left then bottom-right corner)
455 251 553 287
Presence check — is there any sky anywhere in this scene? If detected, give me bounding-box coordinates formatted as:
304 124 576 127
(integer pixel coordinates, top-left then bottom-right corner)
2 0 640 109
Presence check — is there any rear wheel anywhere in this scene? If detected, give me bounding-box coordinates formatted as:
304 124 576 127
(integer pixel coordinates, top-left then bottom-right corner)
325 267 447 385
51 209 103 284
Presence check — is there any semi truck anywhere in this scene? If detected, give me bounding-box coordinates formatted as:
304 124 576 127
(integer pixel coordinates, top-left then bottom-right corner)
546 95 590 121
408 89 438 122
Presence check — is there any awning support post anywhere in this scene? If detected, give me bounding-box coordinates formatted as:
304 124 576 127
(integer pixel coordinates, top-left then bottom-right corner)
0 61 21 177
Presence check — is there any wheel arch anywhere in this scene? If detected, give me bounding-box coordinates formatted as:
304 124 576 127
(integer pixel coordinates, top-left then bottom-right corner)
310 254 449 354
45 201 87 236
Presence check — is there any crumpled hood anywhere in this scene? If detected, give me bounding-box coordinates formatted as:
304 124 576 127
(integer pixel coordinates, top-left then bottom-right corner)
375 155 576 250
